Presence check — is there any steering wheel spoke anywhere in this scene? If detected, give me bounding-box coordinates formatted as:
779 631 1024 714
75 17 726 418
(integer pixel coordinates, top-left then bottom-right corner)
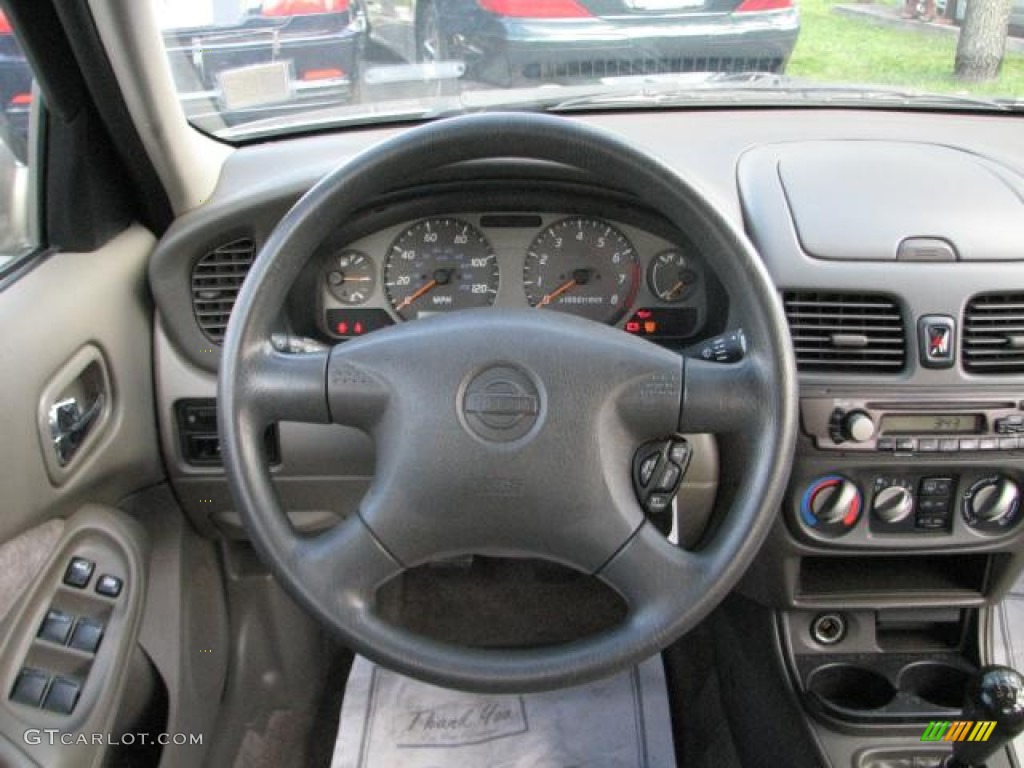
326 345 392 429
244 347 331 427
292 516 404 618
598 523 708 614
679 357 766 434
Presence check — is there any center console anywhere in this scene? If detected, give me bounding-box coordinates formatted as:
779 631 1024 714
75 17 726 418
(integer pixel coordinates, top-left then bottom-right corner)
771 407 1024 764
735 138 1024 766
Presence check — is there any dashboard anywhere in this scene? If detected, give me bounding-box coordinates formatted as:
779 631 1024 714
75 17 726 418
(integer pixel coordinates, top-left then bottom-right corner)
313 211 711 345
149 108 1024 594
144 108 1024 768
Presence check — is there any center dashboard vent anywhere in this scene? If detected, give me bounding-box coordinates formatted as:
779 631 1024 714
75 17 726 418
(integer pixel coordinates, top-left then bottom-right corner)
191 238 256 344
783 292 906 374
964 293 1024 373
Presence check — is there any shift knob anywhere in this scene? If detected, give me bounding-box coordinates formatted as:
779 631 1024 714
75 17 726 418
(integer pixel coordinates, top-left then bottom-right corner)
949 666 1024 767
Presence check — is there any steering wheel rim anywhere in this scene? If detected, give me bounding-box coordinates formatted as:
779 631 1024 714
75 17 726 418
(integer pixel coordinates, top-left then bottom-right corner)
218 112 797 693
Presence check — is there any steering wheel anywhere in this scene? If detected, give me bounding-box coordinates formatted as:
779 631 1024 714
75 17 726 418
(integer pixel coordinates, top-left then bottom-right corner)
218 112 797 693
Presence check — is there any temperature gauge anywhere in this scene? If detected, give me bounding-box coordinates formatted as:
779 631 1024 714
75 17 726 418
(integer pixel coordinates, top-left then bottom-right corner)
648 249 699 304
326 250 376 305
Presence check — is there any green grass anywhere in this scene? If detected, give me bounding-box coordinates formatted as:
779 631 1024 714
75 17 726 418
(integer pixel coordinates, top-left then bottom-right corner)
787 0 1024 98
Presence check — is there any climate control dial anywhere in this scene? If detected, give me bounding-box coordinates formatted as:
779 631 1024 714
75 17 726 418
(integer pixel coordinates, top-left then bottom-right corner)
800 476 862 536
873 486 915 524
964 476 1021 532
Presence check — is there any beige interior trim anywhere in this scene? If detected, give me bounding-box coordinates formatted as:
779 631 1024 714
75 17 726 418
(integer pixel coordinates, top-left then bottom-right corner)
86 0 230 214
0 519 64 626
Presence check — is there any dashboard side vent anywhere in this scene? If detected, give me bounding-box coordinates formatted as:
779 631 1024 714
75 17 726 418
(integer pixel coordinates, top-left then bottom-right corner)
191 238 256 344
783 292 906 374
964 293 1024 373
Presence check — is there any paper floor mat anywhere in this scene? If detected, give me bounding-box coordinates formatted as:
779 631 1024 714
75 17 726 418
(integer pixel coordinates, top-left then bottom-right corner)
331 655 676 768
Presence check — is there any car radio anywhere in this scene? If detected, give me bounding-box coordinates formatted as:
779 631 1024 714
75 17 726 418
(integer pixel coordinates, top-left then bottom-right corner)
801 398 1024 454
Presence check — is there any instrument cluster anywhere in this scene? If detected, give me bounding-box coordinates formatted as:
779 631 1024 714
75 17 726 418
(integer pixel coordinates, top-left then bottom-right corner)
316 212 711 346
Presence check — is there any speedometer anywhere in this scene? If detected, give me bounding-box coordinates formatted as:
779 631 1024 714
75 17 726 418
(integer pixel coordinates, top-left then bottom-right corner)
524 217 639 324
384 218 499 321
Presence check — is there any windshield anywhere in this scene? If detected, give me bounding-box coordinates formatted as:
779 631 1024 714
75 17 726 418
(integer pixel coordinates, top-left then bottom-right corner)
154 0 1023 138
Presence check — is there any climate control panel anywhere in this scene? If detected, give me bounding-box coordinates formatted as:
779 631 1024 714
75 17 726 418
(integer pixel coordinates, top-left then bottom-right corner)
793 471 1023 544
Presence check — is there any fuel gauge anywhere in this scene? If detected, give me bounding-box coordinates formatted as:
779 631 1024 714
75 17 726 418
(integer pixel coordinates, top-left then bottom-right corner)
326 250 377 305
648 250 699 304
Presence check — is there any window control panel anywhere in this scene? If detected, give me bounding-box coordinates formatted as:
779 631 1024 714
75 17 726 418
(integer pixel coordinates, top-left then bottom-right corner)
10 555 124 716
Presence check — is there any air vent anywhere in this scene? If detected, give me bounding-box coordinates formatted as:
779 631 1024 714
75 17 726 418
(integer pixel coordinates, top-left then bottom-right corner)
783 292 906 373
964 293 1024 373
191 238 256 344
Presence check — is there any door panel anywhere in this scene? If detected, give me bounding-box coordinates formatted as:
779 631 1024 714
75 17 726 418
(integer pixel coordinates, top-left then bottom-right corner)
0 224 164 766
0 224 163 543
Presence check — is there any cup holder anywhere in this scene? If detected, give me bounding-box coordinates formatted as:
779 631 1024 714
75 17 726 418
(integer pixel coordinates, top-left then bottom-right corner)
899 662 971 710
806 664 897 711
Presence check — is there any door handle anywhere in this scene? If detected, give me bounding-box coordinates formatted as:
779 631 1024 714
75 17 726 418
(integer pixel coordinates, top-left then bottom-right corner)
49 392 106 467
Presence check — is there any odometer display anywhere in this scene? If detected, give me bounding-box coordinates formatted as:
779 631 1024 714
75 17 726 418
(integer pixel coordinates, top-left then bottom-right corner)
524 217 638 324
384 218 498 320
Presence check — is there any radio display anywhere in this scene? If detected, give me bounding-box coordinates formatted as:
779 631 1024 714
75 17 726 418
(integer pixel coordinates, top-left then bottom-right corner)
880 413 984 435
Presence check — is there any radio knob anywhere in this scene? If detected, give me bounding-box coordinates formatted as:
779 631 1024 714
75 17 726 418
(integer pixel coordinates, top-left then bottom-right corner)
873 486 914 524
842 411 877 443
969 477 1021 524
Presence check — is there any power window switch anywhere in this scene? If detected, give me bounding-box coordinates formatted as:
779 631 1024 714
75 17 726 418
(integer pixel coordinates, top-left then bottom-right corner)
95 574 122 598
42 677 80 715
10 668 49 708
38 609 75 645
69 618 104 654
63 557 95 589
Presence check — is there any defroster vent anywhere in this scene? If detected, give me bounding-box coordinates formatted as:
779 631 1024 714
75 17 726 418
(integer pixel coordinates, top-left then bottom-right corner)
191 238 256 344
783 292 906 374
964 293 1024 374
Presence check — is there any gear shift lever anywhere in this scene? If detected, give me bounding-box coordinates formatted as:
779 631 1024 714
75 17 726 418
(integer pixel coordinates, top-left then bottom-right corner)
947 666 1024 767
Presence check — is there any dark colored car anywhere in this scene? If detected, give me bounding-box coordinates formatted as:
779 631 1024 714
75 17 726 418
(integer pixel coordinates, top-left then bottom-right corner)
363 0 799 86
162 0 363 130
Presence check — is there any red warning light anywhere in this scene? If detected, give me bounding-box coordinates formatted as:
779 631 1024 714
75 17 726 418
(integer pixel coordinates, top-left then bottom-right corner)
625 321 641 333
354 322 365 335
337 322 349 335
636 310 653 320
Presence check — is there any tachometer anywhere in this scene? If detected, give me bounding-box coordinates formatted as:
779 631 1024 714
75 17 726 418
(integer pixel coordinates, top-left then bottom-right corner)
384 218 499 321
523 217 638 324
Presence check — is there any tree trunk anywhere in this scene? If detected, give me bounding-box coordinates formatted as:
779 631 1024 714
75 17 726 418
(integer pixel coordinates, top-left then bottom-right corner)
954 0 1013 82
